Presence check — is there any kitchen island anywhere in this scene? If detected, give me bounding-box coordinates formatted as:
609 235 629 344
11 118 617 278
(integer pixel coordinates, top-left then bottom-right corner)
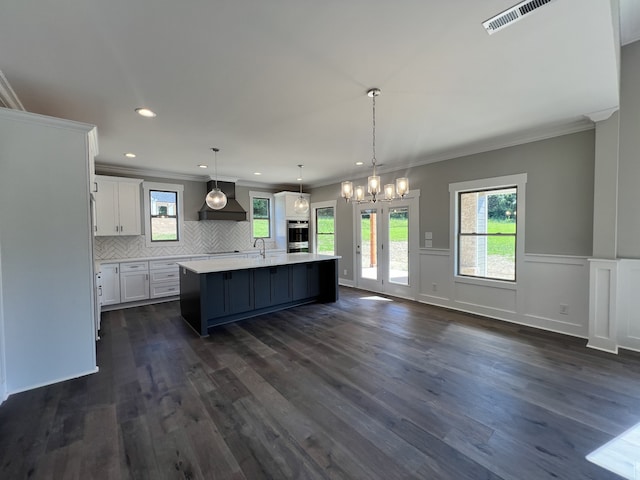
178 253 340 336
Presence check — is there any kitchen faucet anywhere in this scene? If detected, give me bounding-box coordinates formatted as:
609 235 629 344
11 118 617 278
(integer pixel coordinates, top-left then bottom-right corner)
253 237 266 259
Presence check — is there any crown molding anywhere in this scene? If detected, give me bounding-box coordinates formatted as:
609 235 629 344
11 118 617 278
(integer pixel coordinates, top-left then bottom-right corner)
95 162 291 189
585 107 619 123
0 70 25 111
310 118 596 189
95 163 211 182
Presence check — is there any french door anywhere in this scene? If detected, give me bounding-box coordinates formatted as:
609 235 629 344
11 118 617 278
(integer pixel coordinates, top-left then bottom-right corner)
355 198 418 298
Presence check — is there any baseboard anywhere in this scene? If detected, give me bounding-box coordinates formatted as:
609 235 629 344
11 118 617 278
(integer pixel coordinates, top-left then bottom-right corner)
339 278 355 288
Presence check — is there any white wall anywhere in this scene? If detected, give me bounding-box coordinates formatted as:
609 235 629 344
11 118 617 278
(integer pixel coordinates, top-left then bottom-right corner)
0 108 98 395
0 246 6 403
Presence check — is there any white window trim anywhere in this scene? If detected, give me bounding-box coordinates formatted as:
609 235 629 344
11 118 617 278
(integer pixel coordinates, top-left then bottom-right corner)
143 181 185 248
249 191 275 240
449 173 527 287
310 200 337 254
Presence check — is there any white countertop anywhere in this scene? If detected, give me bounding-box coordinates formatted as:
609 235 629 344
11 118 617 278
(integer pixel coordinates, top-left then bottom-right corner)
178 253 340 274
96 249 285 264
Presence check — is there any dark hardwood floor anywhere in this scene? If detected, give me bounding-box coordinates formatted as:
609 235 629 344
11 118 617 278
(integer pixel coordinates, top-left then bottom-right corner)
1 287 639 479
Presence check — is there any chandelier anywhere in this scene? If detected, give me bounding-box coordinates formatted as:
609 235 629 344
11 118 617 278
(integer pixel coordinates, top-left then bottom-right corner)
341 88 408 203
205 147 227 210
293 164 309 214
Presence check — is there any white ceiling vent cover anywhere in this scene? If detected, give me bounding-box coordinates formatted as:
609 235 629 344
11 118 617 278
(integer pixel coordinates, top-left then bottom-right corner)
483 0 556 34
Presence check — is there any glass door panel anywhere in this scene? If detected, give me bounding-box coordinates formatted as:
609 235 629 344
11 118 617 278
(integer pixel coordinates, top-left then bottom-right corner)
388 207 408 285
360 209 378 280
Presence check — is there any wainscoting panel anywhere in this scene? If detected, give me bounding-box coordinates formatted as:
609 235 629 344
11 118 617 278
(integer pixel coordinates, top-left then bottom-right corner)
454 281 517 314
418 250 590 339
522 255 589 337
617 259 640 352
418 249 451 306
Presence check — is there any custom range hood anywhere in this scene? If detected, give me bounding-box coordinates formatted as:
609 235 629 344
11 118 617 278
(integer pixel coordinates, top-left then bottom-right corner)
198 181 247 221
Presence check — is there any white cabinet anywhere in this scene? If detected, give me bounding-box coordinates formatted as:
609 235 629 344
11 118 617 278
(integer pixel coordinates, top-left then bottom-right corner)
274 191 311 220
100 263 121 306
94 175 142 236
149 259 180 299
119 262 149 302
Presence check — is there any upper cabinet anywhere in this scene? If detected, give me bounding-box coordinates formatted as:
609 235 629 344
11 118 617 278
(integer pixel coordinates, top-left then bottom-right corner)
274 191 311 221
94 175 142 236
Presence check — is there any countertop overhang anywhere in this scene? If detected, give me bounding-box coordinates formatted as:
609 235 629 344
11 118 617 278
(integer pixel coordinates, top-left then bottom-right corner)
177 253 340 274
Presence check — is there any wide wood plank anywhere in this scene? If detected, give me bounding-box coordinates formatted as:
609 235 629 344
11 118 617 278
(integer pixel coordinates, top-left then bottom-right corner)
0 287 638 479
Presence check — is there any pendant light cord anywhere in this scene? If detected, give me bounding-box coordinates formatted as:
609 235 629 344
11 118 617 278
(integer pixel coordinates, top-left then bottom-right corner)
211 147 219 188
372 93 377 175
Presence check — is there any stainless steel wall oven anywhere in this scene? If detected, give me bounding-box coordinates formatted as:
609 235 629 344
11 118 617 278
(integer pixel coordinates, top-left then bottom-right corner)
287 220 309 252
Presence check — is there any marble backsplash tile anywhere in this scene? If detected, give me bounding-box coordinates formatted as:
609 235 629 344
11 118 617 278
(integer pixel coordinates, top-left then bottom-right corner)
94 221 276 260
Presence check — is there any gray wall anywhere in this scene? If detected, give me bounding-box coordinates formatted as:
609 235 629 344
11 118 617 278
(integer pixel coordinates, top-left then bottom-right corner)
618 40 640 258
311 130 596 280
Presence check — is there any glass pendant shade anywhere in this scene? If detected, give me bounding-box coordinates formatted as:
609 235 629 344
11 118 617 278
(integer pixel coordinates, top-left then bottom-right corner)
396 177 409 197
206 187 227 210
355 185 365 202
294 196 309 214
341 181 354 200
368 175 381 195
384 183 395 200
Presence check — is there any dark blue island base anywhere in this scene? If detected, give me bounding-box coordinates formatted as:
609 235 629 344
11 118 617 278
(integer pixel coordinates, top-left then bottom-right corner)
179 258 339 336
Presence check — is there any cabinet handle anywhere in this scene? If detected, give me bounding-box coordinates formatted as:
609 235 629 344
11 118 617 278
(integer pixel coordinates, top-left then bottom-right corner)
98 286 102 296
146 274 149 280
94 182 98 192
115 226 119 232
167 274 175 277
115 267 118 274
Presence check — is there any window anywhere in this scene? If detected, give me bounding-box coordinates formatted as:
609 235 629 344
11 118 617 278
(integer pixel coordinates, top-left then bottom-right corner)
249 191 274 239
314 204 336 255
143 182 184 247
451 174 526 283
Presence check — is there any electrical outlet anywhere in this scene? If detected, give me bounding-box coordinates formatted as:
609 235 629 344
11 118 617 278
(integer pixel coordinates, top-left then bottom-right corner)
432 283 437 292
424 232 433 240
425 240 433 248
559 304 569 315
343 269 347 276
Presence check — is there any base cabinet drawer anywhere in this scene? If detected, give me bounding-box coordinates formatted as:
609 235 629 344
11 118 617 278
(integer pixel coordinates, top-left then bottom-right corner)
150 269 179 282
150 282 180 298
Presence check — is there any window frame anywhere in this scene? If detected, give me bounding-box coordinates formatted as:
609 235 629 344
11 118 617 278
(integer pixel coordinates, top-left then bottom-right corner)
249 191 274 240
311 200 337 255
450 173 527 287
142 181 185 248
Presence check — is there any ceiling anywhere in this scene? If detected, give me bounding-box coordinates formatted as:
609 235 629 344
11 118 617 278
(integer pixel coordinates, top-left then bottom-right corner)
1 0 637 188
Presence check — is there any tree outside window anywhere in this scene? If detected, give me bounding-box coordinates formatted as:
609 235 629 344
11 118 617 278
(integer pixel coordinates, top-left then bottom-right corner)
458 187 517 281
315 206 335 255
252 197 271 238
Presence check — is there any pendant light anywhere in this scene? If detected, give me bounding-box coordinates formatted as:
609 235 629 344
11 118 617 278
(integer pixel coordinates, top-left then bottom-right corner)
341 88 409 203
293 164 309 214
205 147 227 210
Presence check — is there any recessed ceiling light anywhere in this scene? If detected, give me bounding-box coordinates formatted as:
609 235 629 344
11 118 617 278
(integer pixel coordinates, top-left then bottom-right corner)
254 172 262 176
355 161 364 166
297 177 302 181
198 164 208 169
124 152 136 158
135 107 156 118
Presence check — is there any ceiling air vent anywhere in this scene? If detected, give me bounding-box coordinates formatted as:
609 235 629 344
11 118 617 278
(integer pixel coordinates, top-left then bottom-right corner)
483 0 555 35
